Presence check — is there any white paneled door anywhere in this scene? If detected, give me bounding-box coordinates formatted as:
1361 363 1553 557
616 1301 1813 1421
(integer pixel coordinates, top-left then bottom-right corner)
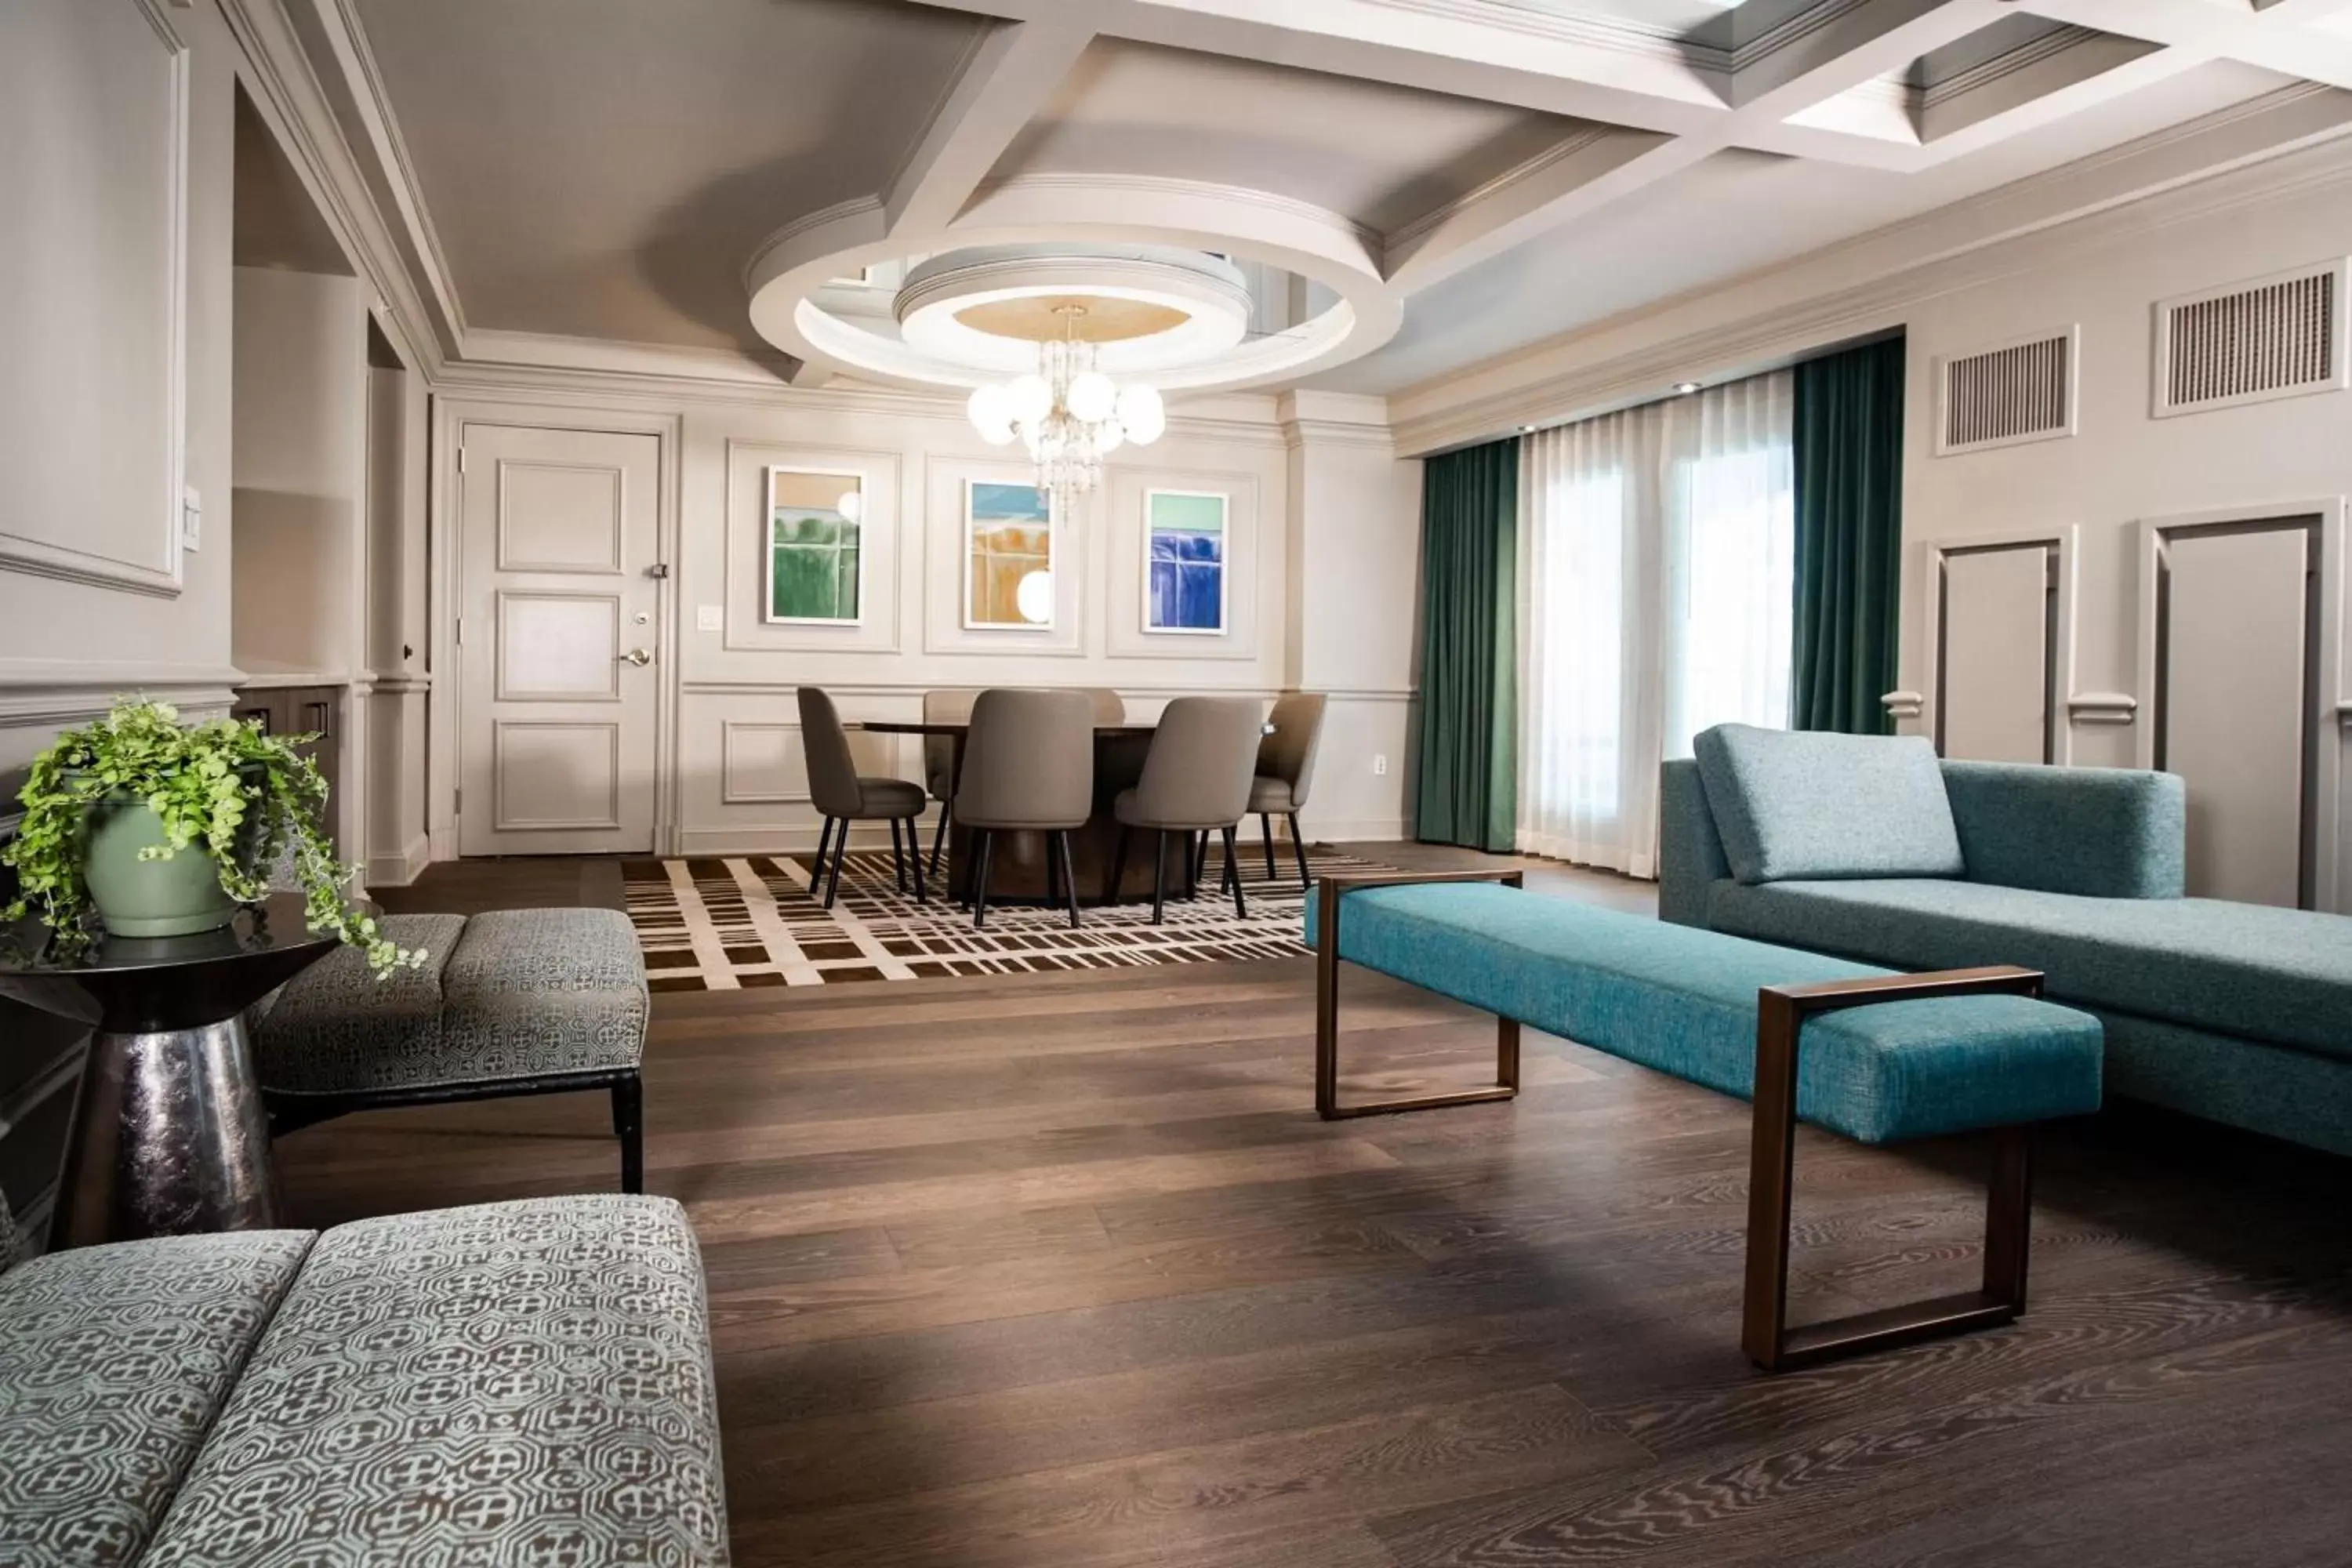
458 425 661 855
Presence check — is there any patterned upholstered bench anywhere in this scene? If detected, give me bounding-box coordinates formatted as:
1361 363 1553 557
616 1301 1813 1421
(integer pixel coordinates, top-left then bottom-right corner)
1306 873 2105 1369
253 908 650 1191
0 1193 728 1566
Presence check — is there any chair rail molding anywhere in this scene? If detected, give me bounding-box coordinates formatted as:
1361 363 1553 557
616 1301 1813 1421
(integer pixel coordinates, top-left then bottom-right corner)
2068 692 2140 726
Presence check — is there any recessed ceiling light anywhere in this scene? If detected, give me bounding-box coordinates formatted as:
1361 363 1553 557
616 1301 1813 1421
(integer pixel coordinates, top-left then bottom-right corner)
1675 381 1702 394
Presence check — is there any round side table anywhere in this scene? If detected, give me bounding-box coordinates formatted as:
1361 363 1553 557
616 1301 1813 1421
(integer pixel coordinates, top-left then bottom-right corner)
0 892 346 1247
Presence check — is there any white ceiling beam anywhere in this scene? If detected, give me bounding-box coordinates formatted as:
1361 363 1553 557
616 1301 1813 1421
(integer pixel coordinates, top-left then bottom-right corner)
1731 0 2009 115
1382 130 1693 289
2019 0 2352 91
884 18 1095 234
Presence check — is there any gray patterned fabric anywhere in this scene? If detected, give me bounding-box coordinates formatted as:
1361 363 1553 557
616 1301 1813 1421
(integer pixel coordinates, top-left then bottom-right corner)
256 909 644 1096
0 1229 316 1567
140 1196 728 1567
1693 723 1965 884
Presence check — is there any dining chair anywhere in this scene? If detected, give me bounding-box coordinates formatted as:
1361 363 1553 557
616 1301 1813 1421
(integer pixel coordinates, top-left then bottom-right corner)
1077 687 1127 725
956 688 1096 929
799 686 927 908
920 688 980 885
1107 696 1263 924
1250 691 1327 889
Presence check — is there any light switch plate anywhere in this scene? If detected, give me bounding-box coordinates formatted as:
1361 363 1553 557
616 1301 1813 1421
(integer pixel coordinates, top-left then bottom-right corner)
695 604 724 632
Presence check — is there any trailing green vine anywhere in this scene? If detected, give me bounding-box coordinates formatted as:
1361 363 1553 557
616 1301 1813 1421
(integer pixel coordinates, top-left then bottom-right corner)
2 699 423 978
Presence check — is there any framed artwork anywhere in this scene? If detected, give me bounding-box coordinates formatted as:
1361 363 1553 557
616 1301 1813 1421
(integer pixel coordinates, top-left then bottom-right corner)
964 479 1054 629
764 467 863 624
1144 489 1228 634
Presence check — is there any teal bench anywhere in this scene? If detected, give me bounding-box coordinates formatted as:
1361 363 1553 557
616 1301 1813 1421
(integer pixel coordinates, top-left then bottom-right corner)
1305 871 2104 1369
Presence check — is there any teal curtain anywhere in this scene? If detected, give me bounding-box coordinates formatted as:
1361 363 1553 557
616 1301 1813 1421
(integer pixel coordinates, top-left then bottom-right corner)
1792 335 1906 735
1414 438 1519 850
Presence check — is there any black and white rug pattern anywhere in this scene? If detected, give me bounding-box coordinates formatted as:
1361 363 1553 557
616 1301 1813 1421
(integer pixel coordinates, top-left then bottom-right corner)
622 844 1388 990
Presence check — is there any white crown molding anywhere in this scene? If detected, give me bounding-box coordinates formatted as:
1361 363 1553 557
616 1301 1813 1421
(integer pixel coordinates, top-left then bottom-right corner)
1363 0 1719 71
1383 126 1613 252
1391 86 2352 455
456 328 797 387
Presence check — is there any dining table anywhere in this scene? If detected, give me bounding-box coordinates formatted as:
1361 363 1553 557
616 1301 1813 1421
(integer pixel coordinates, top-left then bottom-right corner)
849 717 1272 906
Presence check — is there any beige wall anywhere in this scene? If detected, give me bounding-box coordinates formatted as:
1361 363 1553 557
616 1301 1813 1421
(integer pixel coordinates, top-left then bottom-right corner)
1896 184 2352 908
0 0 244 778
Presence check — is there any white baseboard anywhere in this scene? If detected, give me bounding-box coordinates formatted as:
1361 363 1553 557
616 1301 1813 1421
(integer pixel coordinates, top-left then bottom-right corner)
674 822 924 858
1302 817 1409 843
365 833 432 887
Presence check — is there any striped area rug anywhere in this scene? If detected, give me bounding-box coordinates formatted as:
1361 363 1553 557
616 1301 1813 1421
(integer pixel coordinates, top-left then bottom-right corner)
620 844 1391 989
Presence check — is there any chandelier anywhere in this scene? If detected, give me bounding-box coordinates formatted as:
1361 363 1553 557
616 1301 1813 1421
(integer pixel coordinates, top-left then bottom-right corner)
965 305 1166 519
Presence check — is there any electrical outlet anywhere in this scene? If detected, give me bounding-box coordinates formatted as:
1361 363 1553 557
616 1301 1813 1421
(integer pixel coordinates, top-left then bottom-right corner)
1373 753 1388 776
695 604 724 632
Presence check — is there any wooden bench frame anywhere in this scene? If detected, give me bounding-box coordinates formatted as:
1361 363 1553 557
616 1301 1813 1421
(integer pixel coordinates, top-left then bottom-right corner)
1312 871 2049 1370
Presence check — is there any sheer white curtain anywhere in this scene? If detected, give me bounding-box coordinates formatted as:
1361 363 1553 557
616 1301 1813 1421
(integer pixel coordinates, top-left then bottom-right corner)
1517 371 1793 877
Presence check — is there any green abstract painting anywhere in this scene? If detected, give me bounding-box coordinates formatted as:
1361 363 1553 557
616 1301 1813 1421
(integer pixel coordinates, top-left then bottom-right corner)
766 468 862 623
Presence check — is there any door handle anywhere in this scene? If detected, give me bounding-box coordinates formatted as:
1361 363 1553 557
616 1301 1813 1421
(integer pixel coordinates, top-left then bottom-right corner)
620 648 653 666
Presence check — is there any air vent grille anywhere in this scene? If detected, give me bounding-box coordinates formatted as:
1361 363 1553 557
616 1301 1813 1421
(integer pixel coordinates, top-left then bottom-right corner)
1936 329 2074 456
2156 262 2343 417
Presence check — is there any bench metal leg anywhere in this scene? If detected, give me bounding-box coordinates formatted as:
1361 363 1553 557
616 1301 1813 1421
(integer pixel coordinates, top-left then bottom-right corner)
1741 965 2045 1371
612 1072 644 1196
1313 870 1526 1120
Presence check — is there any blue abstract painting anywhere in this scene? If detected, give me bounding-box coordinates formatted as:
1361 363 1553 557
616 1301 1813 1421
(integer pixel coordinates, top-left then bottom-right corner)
1146 491 1226 633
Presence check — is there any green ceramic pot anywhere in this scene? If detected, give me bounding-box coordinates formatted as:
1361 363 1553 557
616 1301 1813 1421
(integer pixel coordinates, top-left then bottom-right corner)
82 793 238 938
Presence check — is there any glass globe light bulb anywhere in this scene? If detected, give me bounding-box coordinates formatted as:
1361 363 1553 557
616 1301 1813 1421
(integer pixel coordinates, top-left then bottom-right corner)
967 384 1014 444
1116 383 1166 444
834 490 863 522
1007 373 1053 426
1097 419 1125 455
1066 370 1117 423
1014 569 1053 626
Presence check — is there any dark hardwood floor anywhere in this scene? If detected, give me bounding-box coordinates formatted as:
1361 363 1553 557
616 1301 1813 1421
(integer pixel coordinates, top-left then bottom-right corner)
281 851 2352 1567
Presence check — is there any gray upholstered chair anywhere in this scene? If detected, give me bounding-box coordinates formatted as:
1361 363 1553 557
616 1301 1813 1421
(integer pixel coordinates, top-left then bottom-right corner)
1077 687 1127 725
955 688 1096 928
1250 691 1327 888
1108 696 1264 923
800 685 926 907
920 688 981 885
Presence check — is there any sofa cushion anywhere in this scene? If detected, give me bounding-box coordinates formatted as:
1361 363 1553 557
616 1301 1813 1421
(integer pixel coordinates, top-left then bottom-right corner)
1693 724 1965 884
437 908 649 1087
1942 760 2186 899
1705 877 2352 1062
251 913 466 1094
139 1196 726 1566
0 1230 314 1568
1308 883 2102 1143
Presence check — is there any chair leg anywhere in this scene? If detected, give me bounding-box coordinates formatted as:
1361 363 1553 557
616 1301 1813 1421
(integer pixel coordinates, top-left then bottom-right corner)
1151 830 1168 924
1105 826 1131 906
1191 830 1207 886
908 818 927 904
1056 830 1083 929
888 817 907 895
972 829 995 929
1261 812 1278 878
1290 813 1312 891
824 822 848 908
928 800 951 886
1222 826 1248 919
812 817 836 897
612 1073 644 1196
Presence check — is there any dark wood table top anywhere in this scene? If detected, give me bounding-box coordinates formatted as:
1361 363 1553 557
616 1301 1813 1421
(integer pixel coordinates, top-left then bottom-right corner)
849 720 1273 736
0 891 349 1034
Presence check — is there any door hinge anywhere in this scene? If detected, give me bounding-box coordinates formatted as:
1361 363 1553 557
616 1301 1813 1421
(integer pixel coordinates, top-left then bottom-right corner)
454 617 462 647
453 787 463 816
459 445 470 474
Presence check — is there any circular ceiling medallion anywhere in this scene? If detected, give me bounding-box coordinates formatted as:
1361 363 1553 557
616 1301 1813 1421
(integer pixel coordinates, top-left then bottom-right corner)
951 295 1192 343
743 176 1404 393
892 245 1252 378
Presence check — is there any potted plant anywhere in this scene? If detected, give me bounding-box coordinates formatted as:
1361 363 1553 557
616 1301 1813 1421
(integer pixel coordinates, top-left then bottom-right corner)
2 698 420 977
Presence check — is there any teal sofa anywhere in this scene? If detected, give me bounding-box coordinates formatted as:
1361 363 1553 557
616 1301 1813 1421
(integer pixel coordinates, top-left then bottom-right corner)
1663 724 2352 1156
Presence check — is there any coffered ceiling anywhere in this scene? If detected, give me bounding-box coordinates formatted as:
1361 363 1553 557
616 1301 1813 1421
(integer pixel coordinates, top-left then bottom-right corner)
273 0 2352 399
